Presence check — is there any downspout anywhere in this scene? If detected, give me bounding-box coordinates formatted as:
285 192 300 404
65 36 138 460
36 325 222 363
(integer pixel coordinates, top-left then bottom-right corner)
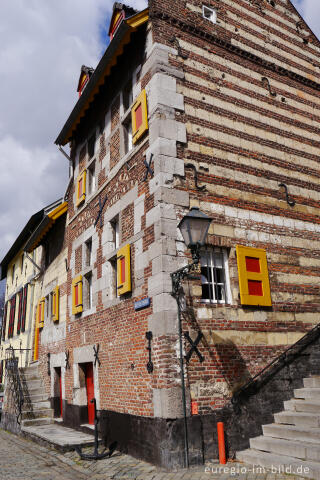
177 296 189 468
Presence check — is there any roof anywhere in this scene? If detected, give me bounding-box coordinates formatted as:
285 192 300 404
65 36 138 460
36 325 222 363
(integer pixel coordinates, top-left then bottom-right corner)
0 208 44 280
24 200 68 254
55 8 149 146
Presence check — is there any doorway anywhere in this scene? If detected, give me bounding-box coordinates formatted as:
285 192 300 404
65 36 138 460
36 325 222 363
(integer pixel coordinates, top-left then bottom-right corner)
54 367 63 418
84 362 95 424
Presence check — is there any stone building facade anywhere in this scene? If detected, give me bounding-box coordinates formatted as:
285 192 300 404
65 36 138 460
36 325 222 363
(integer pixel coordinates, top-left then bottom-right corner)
4 0 320 469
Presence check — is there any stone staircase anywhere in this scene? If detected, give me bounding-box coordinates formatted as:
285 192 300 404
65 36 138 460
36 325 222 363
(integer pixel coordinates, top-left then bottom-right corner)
19 363 54 428
237 375 320 480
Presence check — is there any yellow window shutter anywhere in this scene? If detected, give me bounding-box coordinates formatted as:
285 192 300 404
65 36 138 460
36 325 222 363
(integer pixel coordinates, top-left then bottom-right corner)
52 286 59 322
72 275 83 314
39 298 45 328
236 245 272 307
132 90 148 144
76 170 87 207
117 244 131 296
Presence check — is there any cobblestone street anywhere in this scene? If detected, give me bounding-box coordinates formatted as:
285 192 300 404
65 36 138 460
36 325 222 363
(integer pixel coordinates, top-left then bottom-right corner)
0 429 311 480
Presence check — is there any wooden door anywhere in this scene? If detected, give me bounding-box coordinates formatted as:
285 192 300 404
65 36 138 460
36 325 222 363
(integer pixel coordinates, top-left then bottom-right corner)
85 363 95 425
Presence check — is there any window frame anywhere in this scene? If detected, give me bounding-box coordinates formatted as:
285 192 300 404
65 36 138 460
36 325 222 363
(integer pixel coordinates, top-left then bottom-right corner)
202 5 217 23
200 247 231 304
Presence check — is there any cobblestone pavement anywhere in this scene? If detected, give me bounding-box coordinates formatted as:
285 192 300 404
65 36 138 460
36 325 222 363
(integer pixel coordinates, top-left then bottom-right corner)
0 429 310 480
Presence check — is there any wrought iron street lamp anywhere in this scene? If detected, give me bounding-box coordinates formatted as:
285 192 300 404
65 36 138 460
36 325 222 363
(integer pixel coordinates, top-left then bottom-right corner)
171 207 212 468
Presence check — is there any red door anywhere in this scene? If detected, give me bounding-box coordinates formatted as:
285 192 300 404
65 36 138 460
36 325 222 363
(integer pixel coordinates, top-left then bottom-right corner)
85 363 95 425
59 370 63 418
56 367 63 418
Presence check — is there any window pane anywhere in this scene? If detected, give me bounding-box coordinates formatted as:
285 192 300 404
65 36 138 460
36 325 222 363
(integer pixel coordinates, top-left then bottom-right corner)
200 248 228 303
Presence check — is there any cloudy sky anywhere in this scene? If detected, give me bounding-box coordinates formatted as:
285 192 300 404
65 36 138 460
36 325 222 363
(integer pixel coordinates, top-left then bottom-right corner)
0 0 317 265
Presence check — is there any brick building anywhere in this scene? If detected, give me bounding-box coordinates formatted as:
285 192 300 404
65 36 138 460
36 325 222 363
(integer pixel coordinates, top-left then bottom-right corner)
4 0 320 470
0 208 46 379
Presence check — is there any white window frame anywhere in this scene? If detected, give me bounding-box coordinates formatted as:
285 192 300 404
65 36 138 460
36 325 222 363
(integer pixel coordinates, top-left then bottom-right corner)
200 247 231 304
202 5 217 23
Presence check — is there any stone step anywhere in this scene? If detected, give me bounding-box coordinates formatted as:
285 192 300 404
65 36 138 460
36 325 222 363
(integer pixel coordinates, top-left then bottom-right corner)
21 424 96 453
237 448 320 480
20 372 39 381
26 393 48 403
250 435 320 462
294 388 320 399
263 423 320 444
23 380 42 389
22 400 51 411
20 365 39 375
21 417 54 427
274 411 320 427
304 377 320 388
284 399 320 413
22 409 54 420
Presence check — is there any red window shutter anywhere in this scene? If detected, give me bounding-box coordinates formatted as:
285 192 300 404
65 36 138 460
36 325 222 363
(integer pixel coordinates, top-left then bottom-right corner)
8 296 16 338
21 284 28 333
17 289 23 335
248 280 263 296
78 177 83 198
75 284 79 306
135 104 143 130
120 257 126 284
245 257 261 273
1 302 7 342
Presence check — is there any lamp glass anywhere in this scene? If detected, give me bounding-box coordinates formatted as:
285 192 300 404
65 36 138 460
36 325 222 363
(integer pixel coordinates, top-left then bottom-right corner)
178 207 211 248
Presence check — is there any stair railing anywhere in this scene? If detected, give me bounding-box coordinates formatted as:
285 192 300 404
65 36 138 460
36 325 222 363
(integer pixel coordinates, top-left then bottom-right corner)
5 346 26 425
231 322 320 411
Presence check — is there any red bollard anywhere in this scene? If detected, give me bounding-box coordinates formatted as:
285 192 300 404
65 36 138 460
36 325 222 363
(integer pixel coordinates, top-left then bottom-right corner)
217 422 226 464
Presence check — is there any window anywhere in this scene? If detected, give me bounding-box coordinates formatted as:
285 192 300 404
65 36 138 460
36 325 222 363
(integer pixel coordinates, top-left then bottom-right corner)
87 161 96 195
85 238 92 266
21 284 28 332
123 77 133 112
110 258 118 299
46 294 50 319
87 133 96 160
12 264 15 284
17 289 24 335
21 253 24 272
84 273 93 310
123 116 133 155
111 216 119 249
202 5 217 23
200 247 230 303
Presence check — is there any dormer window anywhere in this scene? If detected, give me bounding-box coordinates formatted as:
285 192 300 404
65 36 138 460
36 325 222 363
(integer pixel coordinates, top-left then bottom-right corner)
202 5 217 23
108 3 137 41
77 65 94 98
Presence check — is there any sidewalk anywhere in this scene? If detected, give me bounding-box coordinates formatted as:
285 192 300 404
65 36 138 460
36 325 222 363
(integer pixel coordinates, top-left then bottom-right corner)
64 444 309 480
0 428 309 480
